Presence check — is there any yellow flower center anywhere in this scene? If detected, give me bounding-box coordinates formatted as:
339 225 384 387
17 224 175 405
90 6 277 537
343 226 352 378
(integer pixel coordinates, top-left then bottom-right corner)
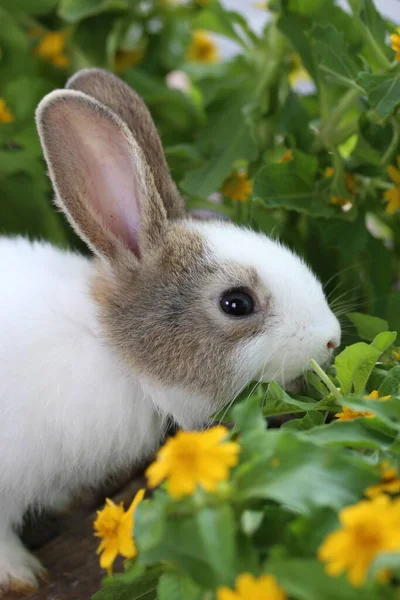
186 30 219 64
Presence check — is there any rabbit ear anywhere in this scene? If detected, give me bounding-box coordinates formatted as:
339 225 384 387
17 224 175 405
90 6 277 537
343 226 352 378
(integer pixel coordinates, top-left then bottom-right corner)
36 89 166 263
66 68 185 220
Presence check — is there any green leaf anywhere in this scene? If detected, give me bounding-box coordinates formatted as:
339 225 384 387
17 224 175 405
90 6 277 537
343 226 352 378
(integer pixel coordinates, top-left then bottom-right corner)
194 4 251 49
378 366 400 397
254 152 339 218
58 0 128 23
268 558 380 600
182 101 257 197
136 509 218 588
157 574 202 600
196 505 236 585
263 381 336 417
0 0 58 15
303 419 395 449
0 174 67 246
346 312 388 342
358 0 388 46
358 72 400 119
371 331 397 353
283 411 325 430
278 14 316 80
232 395 266 432
334 340 384 395
234 431 377 512
93 565 161 600
286 0 331 16
311 24 361 88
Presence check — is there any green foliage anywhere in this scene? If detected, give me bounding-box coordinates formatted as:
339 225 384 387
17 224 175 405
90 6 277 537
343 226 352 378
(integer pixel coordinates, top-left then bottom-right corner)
2 0 400 598
93 330 400 600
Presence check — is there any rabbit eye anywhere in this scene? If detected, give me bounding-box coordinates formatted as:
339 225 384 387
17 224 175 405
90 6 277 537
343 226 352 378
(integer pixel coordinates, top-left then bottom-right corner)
220 289 254 317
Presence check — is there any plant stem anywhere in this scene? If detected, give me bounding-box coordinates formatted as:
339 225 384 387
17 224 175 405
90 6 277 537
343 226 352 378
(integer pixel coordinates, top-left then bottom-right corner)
363 26 391 71
381 118 400 166
331 120 359 147
328 88 362 130
313 88 362 152
309 359 342 401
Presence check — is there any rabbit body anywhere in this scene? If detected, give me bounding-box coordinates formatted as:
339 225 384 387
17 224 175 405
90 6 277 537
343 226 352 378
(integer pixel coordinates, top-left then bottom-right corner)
0 68 341 592
0 237 165 588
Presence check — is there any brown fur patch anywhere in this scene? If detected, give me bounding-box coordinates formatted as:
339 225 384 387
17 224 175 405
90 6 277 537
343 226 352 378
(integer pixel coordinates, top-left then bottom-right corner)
92 223 266 408
66 69 184 220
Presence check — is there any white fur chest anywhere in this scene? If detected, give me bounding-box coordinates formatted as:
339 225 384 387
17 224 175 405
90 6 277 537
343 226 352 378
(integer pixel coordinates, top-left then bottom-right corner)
0 238 164 514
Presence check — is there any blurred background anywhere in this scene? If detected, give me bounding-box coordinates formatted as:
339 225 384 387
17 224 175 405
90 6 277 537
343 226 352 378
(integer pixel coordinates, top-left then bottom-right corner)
1 0 400 341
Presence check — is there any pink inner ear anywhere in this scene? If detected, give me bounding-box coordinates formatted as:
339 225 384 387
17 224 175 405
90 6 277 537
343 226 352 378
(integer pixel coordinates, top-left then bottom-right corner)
69 109 144 257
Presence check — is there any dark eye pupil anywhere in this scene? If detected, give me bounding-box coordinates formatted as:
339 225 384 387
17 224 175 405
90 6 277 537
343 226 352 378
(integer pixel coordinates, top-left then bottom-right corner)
220 290 254 317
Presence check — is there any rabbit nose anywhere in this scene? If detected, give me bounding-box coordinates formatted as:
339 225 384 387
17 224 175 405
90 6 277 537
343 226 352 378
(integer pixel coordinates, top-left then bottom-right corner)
327 338 339 350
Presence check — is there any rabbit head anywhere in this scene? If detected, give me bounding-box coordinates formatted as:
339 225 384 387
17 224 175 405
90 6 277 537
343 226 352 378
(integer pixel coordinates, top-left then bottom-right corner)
36 69 340 429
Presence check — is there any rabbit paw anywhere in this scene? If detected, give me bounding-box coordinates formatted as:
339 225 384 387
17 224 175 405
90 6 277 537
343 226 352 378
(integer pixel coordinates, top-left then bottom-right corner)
0 535 45 597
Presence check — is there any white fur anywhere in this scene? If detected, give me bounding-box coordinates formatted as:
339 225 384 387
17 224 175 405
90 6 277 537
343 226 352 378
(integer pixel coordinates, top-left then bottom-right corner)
0 237 167 590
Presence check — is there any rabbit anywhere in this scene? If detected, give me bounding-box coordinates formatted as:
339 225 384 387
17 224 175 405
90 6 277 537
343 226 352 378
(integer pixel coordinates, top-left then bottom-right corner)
0 68 341 592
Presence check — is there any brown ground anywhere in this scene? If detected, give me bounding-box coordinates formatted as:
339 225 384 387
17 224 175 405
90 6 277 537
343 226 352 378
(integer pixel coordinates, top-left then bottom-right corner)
3 470 148 600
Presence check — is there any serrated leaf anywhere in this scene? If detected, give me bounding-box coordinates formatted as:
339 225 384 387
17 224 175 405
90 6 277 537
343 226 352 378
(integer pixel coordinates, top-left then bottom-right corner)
254 153 339 218
311 24 361 88
358 72 400 119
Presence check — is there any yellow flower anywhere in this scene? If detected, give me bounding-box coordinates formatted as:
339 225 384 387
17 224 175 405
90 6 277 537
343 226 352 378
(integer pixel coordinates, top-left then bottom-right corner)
288 53 311 87
319 494 400 586
94 489 145 574
0 98 14 124
390 28 400 60
35 31 69 68
146 426 240 499
217 573 286 600
384 156 400 214
335 391 390 421
366 461 400 498
278 149 292 163
365 390 391 401
334 406 375 421
221 170 253 202
186 30 219 63
114 49 145 73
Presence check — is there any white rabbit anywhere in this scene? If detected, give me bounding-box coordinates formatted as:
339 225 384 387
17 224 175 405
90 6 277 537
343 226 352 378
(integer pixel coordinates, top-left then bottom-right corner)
0 69 341 592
